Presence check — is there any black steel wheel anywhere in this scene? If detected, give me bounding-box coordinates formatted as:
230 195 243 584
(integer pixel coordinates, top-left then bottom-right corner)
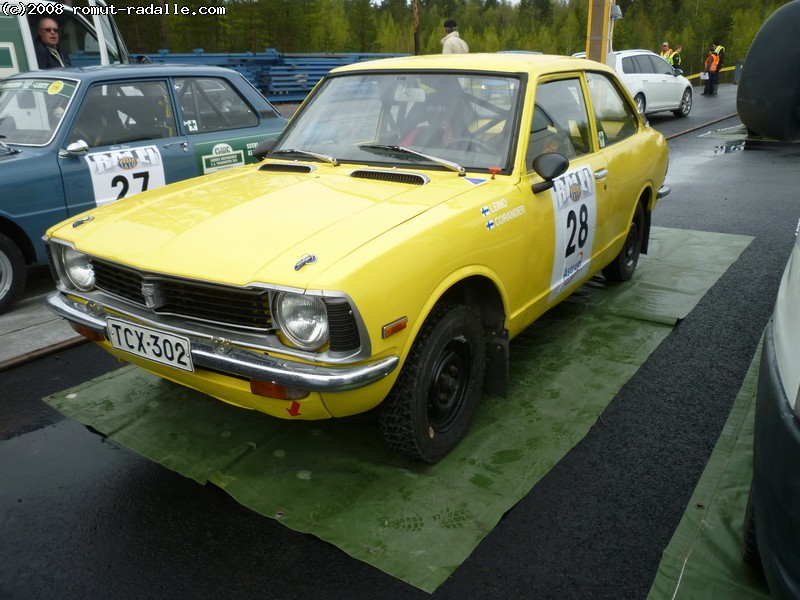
379 303 485 463
603 201 644 282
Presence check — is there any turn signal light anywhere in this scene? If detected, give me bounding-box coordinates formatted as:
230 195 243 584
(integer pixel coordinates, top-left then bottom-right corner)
70 323 104 342
250 379 309 400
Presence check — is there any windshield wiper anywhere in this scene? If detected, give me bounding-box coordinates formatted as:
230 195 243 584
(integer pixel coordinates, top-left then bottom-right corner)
0 136 20 156
359 144 466 176
270 148 339 166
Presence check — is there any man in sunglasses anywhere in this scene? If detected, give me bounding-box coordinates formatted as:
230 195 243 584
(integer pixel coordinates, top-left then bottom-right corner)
34 18 70 69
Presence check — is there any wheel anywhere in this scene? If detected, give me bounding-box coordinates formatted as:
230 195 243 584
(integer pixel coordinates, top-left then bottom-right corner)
0 233 26 314
741 484 763 570
634 93 646 115
379 303 486 463
673 87 692 118
603 201 644 282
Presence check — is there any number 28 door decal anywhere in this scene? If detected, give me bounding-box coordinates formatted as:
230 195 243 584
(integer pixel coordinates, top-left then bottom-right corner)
83 146 167 207
548 165 597 301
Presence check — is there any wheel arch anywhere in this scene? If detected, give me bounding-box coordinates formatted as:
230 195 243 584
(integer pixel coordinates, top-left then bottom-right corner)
0 216 37 265
420 272 510 397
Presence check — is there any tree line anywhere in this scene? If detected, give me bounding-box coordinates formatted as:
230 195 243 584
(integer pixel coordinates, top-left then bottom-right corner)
114 0 792 77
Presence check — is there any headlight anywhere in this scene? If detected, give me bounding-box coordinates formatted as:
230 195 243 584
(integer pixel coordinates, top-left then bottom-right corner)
273 292 328 351
60 246 95 291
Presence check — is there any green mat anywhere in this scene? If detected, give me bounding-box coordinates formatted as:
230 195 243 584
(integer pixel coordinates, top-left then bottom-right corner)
647 339 771 599
45 227 752 593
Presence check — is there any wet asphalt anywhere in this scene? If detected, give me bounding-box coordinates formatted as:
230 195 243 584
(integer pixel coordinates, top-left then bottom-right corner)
2 85 798 599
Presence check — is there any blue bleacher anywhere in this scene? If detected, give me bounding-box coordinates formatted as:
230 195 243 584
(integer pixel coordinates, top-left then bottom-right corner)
142 49 407 103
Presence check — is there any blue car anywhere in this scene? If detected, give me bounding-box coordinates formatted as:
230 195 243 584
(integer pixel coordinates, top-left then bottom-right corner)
0 64 287 313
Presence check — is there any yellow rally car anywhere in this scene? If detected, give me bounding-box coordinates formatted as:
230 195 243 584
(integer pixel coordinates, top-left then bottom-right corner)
45 53 669 462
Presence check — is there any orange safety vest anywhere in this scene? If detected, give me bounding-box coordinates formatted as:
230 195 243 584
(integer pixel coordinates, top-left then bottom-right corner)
708 53 720 72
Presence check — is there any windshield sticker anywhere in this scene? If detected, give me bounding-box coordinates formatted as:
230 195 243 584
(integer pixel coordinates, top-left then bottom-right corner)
201 143 245 174
83 145 166 207
0 79 76 99
548 165 597 300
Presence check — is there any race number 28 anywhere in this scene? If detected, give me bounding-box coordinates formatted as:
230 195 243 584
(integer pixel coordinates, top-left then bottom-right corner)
565 204 589 257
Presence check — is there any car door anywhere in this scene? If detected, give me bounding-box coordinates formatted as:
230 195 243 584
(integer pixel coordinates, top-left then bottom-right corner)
172 76 280 174
521 75 613 306
57 79 196 216
629 54 666 111
585 71 645 247
648 54 684 111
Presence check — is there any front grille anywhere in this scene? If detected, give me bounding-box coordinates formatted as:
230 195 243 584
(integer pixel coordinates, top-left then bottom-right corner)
91 259 361 352
93 260 272 331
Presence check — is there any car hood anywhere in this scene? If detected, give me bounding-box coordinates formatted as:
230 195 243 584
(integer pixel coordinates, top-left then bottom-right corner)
49 162 480 289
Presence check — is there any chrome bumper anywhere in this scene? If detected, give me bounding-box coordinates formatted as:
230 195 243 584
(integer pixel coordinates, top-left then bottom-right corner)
47 291 399 393
657 185 671 199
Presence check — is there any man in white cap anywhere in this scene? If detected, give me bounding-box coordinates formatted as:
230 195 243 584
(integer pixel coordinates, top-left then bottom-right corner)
441 19 469 54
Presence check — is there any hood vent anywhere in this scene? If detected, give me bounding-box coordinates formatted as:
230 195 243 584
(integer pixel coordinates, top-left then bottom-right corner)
350 169 429 185
259 163 316 174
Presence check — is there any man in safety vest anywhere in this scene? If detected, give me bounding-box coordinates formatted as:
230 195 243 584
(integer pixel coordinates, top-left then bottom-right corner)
709 40 725 95
702 46 720 96
660 41 675 65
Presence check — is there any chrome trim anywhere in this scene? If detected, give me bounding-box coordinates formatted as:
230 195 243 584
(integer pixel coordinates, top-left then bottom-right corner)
657 185 671 199
47 292 399 392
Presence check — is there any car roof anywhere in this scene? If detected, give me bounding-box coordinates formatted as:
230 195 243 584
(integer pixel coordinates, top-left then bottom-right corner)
332 52 615 77
6 64 243 83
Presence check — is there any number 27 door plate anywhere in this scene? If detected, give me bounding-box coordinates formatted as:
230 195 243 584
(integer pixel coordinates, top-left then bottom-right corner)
107 317 194 372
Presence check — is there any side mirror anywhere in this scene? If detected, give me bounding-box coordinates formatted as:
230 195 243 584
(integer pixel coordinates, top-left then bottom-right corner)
673 68 684 77
253 138 277 161
531 152 569 194
59 140 90 157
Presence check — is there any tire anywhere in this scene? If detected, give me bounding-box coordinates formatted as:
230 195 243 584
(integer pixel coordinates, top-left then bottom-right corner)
603 201 644 282
673 87 692 118
379 303 486 463
634 93 646 115
0 233 26 315
742 484 763 571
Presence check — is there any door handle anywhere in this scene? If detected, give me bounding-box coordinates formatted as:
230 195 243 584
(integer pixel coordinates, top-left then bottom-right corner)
594 168 608 180
164 141 189 152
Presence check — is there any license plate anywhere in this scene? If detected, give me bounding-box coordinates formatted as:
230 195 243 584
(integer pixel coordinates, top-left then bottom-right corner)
107 317 194 372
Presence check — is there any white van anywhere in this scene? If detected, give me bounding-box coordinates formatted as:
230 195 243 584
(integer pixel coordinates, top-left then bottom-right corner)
0 0 130 77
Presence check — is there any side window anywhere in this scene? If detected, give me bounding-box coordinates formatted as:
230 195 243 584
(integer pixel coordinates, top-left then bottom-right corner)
650 55 674 75
632 55 655 74
621 56 638 74
587 72 638 147
174 77 258 134
69 81 176 147
527 78 591 167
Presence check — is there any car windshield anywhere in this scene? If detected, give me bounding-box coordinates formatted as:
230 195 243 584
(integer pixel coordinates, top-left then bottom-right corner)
0 78 78 146
274 72 522 172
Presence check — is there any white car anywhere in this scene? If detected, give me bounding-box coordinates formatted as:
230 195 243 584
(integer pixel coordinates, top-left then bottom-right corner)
577 49 692 118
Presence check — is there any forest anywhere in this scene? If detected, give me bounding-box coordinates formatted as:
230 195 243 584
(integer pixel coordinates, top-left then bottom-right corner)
113 0 793 78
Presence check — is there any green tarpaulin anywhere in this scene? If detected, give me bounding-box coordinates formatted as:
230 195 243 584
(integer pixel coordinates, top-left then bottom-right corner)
45 228 753 593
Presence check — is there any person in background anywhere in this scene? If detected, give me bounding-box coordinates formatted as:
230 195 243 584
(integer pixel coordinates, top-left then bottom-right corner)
34 17 70 69
660 41 675 65
441 19 469 54
702 46 719 96
671 44 683 70
710 39 725 95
